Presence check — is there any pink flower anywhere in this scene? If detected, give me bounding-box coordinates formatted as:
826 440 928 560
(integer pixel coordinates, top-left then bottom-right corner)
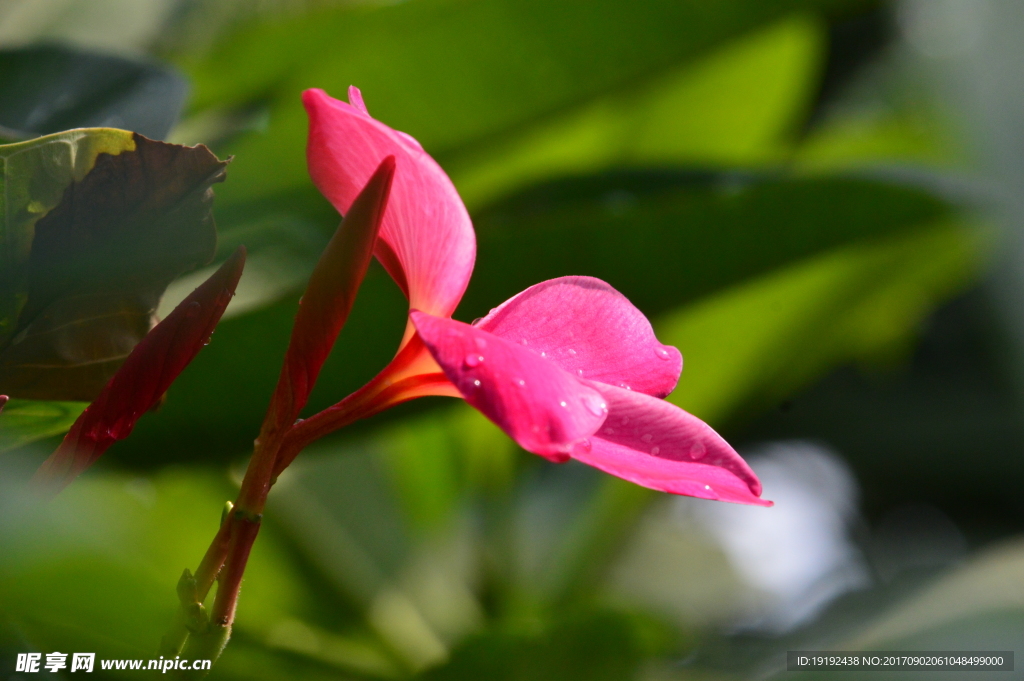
284 88 769 506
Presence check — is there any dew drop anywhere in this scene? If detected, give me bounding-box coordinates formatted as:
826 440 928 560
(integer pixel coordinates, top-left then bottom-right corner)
474 336 487 349
559 401 567 408
641 433 653 443
651 446 660 455
464 354 484 368
515 379 526 387
654 346 672 360
581 394 607 416
576 438 593 452
471 317 483 325
689 441 707 460
540 351 547 358
704 485 712 491
567 348 577 357
520 338 529 345
473 379 481 387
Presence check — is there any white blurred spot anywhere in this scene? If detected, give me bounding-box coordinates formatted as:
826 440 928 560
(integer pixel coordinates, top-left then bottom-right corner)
684 441 870 633
899 0 992 60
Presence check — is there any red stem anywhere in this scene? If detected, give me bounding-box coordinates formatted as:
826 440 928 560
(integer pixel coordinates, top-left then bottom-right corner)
210 514 261 627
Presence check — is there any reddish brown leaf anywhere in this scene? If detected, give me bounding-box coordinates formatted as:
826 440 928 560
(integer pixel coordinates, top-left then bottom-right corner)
0 133 226 401
32 248 245 493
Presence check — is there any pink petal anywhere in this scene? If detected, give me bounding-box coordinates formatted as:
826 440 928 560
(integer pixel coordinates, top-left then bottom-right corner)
303 88 475 317
475 277 681 397
32 248 246 494
411 311 607 461
266 157 393 432
574 383 771 506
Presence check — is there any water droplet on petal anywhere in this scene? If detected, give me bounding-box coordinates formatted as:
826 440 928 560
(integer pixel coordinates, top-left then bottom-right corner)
576 369 584 377
474 336 487 349
464 354 484 368
567 348 577 357
641 433 653 443
515 379 526 387
689 441 706 460
559 401 567 408
540 351 547 358
651 446 660 455
520 338 529 345
576 438 593 452
654 346 672 360
704 485 712 491
581 394 607 416
473 379 481 387
471 317 483 325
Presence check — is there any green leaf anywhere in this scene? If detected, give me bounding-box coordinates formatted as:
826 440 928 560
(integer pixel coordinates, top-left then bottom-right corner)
179 0 863 212
0 45 188 141
660 222 986 425
419 609 657 681
447 15 826 208
0 398 86 453
0 469 318 676
843 538 1024 651
0 132 226 401
465 172 952 321
0 127 136 349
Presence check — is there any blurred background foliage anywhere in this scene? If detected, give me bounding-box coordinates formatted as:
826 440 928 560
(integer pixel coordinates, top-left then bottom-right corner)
1 0 1022 679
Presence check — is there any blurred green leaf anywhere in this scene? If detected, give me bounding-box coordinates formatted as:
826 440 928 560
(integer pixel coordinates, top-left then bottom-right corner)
0 469 315 679
418 608 669 681
447 16 826 208
0 44 188 141
466 172 952 320
661 222 985 424
0 127 135 349
779 540 1024 681
0 398 85 453
0 133 225 401
844 538 1024 650
178 0 864 213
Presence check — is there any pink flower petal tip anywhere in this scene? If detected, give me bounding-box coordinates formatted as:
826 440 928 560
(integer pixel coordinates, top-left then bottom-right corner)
303 87 475 318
